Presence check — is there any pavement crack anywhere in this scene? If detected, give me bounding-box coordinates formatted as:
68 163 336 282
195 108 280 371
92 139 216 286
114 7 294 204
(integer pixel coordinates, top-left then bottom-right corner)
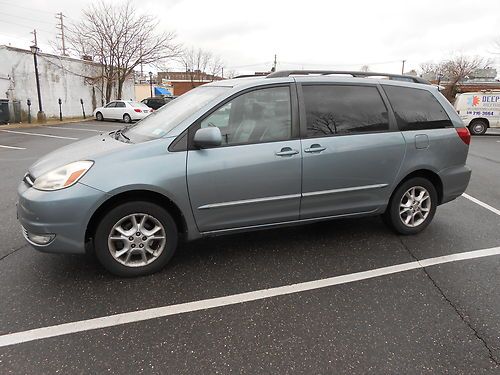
398 237 500 367
0 244 28 262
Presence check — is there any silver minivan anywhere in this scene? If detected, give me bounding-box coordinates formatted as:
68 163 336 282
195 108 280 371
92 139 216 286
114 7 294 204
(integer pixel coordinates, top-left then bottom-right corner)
18 71 472 276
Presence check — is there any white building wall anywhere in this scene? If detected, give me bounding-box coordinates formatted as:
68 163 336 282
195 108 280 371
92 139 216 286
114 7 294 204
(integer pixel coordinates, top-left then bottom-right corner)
0 46 134 119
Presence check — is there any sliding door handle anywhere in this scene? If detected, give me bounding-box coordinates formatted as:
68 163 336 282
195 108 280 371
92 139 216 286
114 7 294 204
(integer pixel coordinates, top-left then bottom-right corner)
304 144 326 153
275 147 299 156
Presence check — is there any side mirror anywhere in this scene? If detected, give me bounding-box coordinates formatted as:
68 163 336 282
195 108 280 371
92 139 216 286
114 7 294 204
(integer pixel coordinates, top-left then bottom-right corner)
193 127 222 148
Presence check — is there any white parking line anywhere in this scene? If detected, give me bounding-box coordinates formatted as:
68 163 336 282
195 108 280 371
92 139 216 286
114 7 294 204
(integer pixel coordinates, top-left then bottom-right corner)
44 126 104 133
462 193 500 216
0 245 499 348
0 129 78 140
0 144 26 150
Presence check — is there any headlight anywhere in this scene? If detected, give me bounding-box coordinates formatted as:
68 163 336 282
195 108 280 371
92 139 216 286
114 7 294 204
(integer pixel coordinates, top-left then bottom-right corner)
33 161 94 191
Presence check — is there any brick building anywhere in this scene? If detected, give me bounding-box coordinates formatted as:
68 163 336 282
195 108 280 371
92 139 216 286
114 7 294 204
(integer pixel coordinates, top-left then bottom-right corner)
157 70 222 95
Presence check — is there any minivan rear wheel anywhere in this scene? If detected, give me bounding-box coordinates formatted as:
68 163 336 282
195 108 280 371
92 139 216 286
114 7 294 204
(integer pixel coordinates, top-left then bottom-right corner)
383 177 437 235
469 120 487 135
94 201 178 277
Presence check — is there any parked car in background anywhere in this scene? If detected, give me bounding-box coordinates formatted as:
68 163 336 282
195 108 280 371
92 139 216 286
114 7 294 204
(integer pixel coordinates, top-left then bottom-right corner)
141 96 177 110
454 91 500 135
18 71 471 277
94 100 152 123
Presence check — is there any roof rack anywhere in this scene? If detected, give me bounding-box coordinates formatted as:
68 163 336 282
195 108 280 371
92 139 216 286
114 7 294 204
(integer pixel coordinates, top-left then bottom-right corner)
266 70 431 84
233 74 268 79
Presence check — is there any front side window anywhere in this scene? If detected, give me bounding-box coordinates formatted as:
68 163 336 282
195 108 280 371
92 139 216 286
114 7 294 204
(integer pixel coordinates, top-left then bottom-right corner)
303 85 389 138
105 102 116 108
383 85 452 131
199 86 292 146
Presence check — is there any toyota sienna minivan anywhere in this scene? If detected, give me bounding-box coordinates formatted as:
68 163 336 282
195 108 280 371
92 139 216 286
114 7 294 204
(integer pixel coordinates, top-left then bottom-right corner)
18 71 472 277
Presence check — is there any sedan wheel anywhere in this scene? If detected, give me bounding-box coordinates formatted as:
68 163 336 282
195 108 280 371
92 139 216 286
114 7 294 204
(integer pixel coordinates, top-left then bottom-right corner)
123 114 132 123
96 112 103 121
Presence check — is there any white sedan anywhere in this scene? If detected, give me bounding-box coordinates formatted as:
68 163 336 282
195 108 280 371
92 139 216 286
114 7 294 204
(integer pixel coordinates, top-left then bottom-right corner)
94 100 152 123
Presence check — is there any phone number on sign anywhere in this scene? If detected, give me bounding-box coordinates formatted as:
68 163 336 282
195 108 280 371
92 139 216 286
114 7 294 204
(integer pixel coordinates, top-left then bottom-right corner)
466 111 495 116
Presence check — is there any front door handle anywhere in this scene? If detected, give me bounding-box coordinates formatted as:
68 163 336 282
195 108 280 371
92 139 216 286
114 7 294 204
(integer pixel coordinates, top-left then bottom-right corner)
304 144 326 153
275 147 299 157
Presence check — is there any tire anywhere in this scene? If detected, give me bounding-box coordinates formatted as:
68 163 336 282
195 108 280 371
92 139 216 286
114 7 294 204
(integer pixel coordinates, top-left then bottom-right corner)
123 113 132 124
383 177 438 235
94 201 178 277
469 120 487 135
96 112 103 121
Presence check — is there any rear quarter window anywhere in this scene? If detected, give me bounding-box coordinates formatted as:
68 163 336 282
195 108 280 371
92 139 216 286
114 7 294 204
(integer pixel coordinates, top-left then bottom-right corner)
383 85 453 131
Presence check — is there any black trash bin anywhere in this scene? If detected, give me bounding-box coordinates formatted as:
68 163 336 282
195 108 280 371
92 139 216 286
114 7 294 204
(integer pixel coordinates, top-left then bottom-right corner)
0 99 9 124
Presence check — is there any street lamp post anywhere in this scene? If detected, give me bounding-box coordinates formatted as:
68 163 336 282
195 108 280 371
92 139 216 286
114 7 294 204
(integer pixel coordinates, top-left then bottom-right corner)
30 45 46 123
149 71 153 97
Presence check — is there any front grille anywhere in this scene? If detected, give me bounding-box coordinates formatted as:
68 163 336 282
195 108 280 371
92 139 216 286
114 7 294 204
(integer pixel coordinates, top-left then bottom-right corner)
23 173 34 187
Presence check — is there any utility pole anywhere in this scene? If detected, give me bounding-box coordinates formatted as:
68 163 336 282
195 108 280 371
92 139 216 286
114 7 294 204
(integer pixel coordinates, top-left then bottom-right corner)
56 12 67 56
401 59 406 75
272 54 277 72
30 29 37 47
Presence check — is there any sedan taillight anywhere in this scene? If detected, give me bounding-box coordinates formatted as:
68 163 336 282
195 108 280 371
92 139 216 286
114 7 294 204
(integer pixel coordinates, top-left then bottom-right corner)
134 108 142 113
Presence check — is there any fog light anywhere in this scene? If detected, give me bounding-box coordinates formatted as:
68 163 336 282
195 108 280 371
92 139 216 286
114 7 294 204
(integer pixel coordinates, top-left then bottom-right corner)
22 227 55 246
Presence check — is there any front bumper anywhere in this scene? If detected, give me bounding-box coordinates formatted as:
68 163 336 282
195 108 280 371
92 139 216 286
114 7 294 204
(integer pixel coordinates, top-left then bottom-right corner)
17 181 107 254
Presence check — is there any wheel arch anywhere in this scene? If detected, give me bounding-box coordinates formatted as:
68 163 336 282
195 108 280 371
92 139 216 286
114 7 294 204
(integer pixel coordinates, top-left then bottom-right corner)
469 117 490 127
392 169 443 205
85 189 188 250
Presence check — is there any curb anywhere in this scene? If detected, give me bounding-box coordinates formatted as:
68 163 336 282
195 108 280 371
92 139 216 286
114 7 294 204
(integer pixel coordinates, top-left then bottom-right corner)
0 118 93 130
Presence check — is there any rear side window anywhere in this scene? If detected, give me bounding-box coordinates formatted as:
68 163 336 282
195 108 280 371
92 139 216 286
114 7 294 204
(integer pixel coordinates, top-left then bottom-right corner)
303 85 389 138
383 86 452 131
115 102 126 108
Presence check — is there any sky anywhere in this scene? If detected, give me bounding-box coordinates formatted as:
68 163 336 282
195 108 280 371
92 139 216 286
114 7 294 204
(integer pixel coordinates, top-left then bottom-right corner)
1 0 500 75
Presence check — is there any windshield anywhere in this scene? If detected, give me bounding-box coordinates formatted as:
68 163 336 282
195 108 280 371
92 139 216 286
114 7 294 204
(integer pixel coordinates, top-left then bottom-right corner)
123 86 230 142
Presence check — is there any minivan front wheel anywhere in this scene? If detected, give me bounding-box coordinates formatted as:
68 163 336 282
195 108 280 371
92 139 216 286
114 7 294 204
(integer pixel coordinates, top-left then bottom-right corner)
94 201 178 277
384 177 437 235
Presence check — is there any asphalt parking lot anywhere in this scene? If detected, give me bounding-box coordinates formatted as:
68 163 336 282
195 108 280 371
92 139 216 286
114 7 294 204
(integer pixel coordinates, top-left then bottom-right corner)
0 121 499 374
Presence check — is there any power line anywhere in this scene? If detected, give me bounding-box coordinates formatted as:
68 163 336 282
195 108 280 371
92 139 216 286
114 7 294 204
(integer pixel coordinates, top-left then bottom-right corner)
0 0 56 15
279 60 402 67
0 19 54 34
0 11 56 26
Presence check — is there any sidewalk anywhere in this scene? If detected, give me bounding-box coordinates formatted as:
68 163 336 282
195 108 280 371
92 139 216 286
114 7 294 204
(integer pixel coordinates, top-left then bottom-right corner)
0 117 92 130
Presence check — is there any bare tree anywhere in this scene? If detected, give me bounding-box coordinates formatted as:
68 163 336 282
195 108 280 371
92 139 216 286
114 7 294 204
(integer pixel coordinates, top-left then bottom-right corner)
441 55 489 98
360 65 370 72
182 47 224 85
225 70 238 79
208 55 224 81
420 56 490 99
67 0 180 101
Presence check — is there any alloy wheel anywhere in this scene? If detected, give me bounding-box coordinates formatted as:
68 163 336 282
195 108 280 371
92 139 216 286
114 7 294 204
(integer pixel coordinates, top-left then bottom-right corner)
108 213 166 267
399 186 431 228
